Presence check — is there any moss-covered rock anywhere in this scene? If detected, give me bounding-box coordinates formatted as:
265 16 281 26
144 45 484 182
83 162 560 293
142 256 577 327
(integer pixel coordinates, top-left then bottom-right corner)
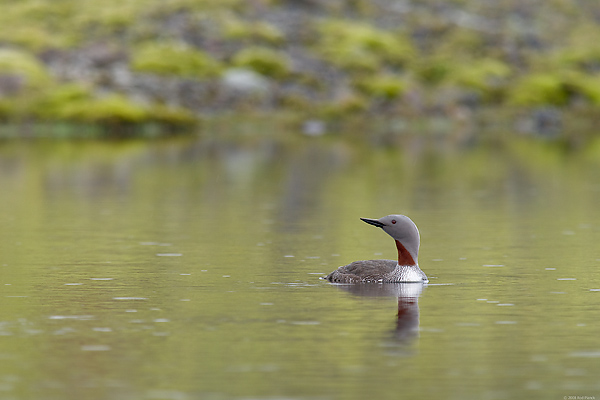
146 103 197 125
33 83 94 120
354 74 408 100
509 73 569 106
0 48 53 89
562 71 600 105
314 19 414 73
221 16 284 45
131 42 221 79
0 2 79 49
67 93 148 123
320 92 369 117
414 57 452 86
231 47 290 78
445 59 511 101
0 49 55 119
0 26 75 50
552 24 600 72
34 83 196 126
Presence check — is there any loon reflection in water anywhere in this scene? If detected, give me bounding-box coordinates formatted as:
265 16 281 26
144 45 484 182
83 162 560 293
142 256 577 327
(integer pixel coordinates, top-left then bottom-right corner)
332 282 425 346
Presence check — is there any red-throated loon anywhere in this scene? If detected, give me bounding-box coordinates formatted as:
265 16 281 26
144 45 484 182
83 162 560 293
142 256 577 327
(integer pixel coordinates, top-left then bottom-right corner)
325 215 428 283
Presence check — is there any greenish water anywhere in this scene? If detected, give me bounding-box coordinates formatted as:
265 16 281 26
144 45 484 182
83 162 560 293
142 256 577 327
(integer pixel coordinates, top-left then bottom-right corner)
1 131 600 400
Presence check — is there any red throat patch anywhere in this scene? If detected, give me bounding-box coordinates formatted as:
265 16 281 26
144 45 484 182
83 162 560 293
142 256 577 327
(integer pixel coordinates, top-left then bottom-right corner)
395 240 416 266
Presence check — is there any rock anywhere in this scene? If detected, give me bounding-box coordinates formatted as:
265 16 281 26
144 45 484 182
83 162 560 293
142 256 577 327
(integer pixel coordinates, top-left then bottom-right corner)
220 68 270 94
302 119 326 136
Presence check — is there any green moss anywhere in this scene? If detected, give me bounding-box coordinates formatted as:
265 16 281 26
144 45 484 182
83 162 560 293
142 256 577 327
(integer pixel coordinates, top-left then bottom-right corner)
507 67 600 107
577 77 600 105
66 94 148 123
355 74 407 99
33 83 196 125
509 74 569 106
0 2 78 49
445 59 511 100
33 83 94 120
279 93 312 110
31 86 144 123
131 42 221 79
68 1 152 37
154 0 245 11
553 24 600 71
435 29 487 60
231 47 290 78
0 26 74 50
0 49 54 119
79 7 140 32
554 42 600 71
0 48 53 89
321 93 369 117
221 16 284 44
315 19 414 73
414 58 452 85
561 71 600 105
146 104 197 125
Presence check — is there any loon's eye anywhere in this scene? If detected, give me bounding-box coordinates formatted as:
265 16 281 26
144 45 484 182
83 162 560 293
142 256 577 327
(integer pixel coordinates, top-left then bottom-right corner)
391 220 397 224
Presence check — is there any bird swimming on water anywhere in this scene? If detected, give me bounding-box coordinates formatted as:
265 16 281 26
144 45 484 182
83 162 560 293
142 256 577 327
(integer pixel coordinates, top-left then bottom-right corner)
325 214 428 283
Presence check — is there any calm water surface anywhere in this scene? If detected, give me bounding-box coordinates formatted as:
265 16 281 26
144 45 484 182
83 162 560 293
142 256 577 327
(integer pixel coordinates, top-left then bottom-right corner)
1 129 600 400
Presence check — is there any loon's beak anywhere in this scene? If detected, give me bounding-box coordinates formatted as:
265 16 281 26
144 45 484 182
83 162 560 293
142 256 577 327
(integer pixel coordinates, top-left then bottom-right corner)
360 218 386 228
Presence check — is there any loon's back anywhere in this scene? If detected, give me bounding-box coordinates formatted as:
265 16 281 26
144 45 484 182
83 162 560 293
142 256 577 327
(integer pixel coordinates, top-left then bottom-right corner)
326 259 397 283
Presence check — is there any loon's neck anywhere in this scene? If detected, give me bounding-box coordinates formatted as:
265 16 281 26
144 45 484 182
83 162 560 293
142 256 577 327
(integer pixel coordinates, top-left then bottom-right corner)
395 240 417 266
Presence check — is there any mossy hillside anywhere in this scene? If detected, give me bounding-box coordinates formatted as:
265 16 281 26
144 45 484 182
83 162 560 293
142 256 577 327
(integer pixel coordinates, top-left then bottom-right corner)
0 0 600 129
0 48 193 126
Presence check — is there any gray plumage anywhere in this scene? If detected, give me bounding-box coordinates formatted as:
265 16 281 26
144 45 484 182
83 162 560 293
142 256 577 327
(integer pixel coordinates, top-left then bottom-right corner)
326 259 397 283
